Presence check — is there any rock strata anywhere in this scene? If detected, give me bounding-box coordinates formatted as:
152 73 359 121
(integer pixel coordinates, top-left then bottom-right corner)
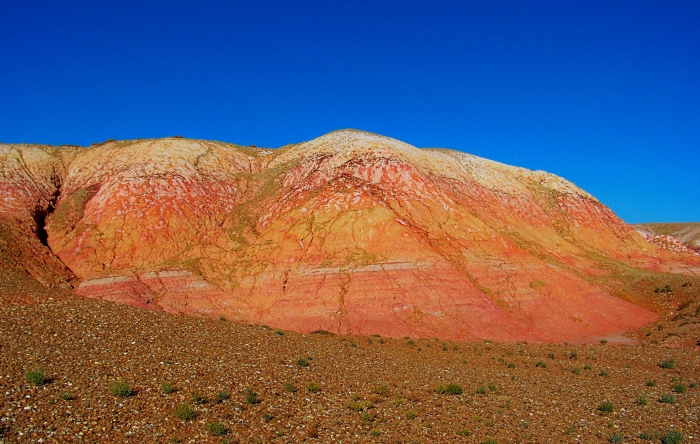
2 131 699 342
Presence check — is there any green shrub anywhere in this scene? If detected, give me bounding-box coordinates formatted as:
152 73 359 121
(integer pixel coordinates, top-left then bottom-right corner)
296 358 309 367
600 339 608 344
573 367 581 375
361 411 375 423
245 388 260 404
639 430 659 440
646 380 656 387
370 428 380 437
660 359 675 369
689 382 697 388
637 395 648 406
174 403 195 421
217 391 230 401
373 384 388 395
274 329 284 335
609 432 623 444
584 364 592 370
661 430 684 444
599 370 609 377
481 438 498 444
406 411 416 420
659 393 676 404
570 352 578 360
109 380 133 397
283 382 296 392
160 381 174 394
598 401 614 413
535 361 547 368
547 353 555 359
191 391 207 404
457 428 471 436
507 362 516 369
347 401 362 412
207 421 227 436
476 385 487 394
58 392 74 401
306 382 321 393
435 383 463 395
24 367 49 386
672 383 686 394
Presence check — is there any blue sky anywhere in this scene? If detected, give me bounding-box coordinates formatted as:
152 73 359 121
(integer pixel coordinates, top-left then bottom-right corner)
1 1 698 223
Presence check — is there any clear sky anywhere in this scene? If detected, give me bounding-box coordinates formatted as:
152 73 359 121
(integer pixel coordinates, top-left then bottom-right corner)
1 1 698 223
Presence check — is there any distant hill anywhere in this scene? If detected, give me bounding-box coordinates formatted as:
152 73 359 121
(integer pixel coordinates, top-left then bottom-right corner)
634 223 700 253
2 130 700 343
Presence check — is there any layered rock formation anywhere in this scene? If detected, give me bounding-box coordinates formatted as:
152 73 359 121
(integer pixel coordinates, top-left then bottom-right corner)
2 131 699 342
635 223 700 254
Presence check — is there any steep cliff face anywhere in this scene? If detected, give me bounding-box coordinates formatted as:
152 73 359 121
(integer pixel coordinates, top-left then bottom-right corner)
3 131 699 342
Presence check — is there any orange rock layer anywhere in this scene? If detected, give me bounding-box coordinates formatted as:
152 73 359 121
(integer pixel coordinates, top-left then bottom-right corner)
2 131 699 342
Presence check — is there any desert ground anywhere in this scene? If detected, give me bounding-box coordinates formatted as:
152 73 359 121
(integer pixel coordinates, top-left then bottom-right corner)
1 275 699 444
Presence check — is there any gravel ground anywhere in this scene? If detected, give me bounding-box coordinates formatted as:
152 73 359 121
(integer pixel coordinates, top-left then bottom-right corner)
1 292 699 444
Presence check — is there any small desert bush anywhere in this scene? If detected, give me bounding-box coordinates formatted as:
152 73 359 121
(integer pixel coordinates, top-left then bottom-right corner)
109 380 134 397
296 358 309 367
274 329 284 335
671 383 686 394
217 391 230 401
507 362 516 369
584 364 592 370
481 438 498 444
306 382 321 393
435 383 463 395
646 380 656 387
191 391 207 404
370 428 380 437
476 385 487 394
661 430 684 444
160 381 174 394
58 392 74 401
660 359 675 369
639 430 659 440
406 411 416 420
598 401 614 413
457 428 471 436
637 395 648 406
245 388 260 404
373 384 388 395
609 432 623 444
535 361 546 368
347 401 362 412
207 421 227 436
600 339 608 344
599 370 609 377
570 352 578 360
659 393 676 404
361 411 376 423
573 367 581 375
283 382 296 392
24 367 49 386
174 403 195 421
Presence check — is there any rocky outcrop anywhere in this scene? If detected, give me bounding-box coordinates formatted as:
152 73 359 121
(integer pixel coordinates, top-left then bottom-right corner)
3 131 699 342
635 223 700 254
